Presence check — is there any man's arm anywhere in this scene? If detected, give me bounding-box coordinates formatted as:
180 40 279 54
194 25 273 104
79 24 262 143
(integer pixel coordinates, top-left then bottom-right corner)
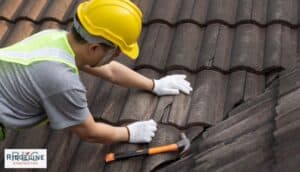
81 61 154 91
80 60 193 96
69 113 157 144
69 113 129 144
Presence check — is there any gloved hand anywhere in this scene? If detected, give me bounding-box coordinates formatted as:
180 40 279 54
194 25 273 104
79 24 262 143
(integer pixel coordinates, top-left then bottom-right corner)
152 74 193 96
126 119 157 143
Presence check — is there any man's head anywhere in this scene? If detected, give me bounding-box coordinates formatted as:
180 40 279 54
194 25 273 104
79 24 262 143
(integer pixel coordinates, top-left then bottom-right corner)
68 0 142 68
69 24 120 68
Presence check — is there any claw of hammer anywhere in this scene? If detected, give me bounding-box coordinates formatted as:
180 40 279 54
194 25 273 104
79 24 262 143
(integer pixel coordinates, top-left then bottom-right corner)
177 133 191 155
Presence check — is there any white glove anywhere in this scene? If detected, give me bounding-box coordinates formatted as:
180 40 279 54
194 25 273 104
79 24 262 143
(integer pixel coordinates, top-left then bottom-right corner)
126 119 157 143
152 74 193 96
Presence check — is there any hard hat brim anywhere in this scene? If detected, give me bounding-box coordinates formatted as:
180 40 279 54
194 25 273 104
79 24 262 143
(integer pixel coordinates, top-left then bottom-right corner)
121 42 139 60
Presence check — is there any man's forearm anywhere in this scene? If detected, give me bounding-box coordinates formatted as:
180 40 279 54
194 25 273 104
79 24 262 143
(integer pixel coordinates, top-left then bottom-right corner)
82 61 154 91
108 61 154 91
86 123 129 144
70 114 129 144
70 114 157 144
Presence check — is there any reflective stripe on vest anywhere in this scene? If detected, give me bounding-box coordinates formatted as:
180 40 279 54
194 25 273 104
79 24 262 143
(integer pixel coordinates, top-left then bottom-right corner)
0 48 78 73
0 29 78 74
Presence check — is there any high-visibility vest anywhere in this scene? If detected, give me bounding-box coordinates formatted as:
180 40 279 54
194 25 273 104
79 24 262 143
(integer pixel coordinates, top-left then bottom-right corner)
0 29 79 139
0 29 78 73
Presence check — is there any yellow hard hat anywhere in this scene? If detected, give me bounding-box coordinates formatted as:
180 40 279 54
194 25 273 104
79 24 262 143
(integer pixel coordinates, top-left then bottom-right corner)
76 0 143 60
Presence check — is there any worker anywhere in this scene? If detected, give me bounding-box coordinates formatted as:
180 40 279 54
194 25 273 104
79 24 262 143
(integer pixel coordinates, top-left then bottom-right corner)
0 0 192 144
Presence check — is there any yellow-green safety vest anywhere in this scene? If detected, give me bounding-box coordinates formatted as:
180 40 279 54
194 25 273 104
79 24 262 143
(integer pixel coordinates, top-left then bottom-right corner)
0 29 79 139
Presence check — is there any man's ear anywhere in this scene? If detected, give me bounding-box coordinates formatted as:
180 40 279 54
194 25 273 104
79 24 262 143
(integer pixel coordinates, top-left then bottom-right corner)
88 43 100 53
113 48 121 57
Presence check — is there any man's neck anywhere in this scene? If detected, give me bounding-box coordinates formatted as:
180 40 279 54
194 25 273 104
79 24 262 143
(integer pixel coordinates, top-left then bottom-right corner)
66 32 84 69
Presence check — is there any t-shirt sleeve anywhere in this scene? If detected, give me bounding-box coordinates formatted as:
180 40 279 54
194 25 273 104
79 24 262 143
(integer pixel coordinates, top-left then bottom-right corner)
41 89 90 130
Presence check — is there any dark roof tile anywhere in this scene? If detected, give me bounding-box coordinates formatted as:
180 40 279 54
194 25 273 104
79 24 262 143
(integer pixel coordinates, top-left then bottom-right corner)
177 0 209 24
197 24 233 70
99 85 130 124
119 69 159 122
2 21 36 46
224 71 248 115
278 63 300 96
276 88 300 116
136 23 174 70
235 0 269 25
235 0 253 23
188 70 228 125
38 0 74 21
274 151 300 172
276 107 300 130
16 0 48 20
45 130 80 172
39 20 65 30
200 94 276 149
210 91 275 137
148 0 182 24
243 72 265 100
265 24 298 70
207 150 272 172
0 0 23 20
267 0 299 25
167 23 203 71
208 0 238 24
0 21 10 45
274 116 300 144
231 24 265 71
68 141 108 172
10 125 49 148
274 141 300 162
251 0 268 24
195 125 273 171
132 0 154 23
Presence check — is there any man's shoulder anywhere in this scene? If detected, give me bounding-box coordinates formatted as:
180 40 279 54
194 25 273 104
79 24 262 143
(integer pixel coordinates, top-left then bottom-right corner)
29 61 85 96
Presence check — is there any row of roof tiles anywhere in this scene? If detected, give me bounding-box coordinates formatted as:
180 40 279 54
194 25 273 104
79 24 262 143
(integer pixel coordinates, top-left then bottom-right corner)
0 21 299 72
2 0 300 26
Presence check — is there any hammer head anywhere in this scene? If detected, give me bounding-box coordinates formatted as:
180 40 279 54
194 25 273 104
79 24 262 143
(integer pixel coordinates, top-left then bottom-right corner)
176 133 190 155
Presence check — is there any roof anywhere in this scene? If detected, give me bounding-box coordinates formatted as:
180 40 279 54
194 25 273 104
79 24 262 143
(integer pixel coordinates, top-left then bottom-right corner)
0 0 300 171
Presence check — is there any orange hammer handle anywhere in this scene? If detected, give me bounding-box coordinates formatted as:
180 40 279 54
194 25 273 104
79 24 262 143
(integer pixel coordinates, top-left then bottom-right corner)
148 143 178 155
105 144 179 163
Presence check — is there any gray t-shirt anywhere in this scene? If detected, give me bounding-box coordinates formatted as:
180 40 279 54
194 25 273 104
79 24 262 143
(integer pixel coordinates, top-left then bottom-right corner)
0 60 90 130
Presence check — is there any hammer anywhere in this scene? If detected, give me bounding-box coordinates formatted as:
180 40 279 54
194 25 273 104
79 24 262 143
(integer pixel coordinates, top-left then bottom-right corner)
105 133 190 163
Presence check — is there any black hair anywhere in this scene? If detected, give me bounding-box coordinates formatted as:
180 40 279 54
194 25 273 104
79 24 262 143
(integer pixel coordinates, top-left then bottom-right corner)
71 25 87 44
